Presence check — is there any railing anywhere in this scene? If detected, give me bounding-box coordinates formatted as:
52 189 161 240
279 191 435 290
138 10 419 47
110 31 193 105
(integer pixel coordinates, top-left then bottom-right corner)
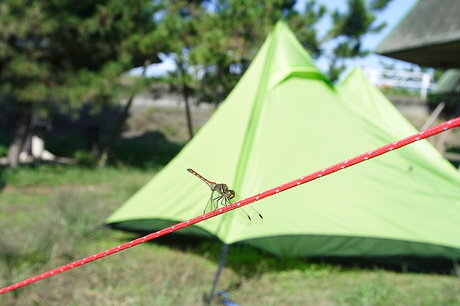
362 67 437 100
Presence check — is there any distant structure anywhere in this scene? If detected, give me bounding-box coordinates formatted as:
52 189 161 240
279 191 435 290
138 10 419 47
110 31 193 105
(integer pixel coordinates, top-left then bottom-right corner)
376 0 460 68
376 0 460 161
362 67 436 100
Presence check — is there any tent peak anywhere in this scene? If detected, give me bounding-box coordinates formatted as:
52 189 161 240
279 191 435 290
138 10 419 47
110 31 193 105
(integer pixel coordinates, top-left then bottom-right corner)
260 21 332 91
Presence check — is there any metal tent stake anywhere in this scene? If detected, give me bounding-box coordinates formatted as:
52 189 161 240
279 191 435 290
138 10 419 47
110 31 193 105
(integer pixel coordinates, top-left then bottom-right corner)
204 243 230 305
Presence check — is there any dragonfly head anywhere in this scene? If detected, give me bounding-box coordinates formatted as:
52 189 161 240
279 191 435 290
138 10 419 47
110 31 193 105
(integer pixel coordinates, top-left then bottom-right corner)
216 183 236 199
226 189 235 199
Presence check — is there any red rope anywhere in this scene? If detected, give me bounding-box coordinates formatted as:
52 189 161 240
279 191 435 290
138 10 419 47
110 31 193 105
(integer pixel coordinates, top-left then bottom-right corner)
1 117 459 295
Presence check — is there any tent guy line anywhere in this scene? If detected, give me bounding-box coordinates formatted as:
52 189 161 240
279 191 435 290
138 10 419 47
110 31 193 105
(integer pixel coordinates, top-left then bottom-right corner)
1 117 459 295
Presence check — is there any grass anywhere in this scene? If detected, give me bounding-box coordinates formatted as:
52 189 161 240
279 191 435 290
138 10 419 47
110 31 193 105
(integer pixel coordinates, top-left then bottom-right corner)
1 104 460 305
379 87 421 98
0 165 460 305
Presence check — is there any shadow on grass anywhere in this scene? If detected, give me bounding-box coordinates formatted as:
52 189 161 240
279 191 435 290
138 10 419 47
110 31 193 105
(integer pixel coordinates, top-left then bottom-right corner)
115 231 460 278
0 167 6 191
0 102 185 171
44 130 184 169
111 131 184 169
115 231 327 278
0 130 184 171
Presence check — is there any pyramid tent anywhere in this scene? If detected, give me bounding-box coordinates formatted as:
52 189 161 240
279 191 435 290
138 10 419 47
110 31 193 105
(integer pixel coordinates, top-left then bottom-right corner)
107 21 460 261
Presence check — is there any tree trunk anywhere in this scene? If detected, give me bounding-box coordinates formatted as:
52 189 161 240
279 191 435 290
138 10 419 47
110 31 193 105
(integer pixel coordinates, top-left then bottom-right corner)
7 102 33 169
98 62 149 169
179 62 194 140
182 80 194 141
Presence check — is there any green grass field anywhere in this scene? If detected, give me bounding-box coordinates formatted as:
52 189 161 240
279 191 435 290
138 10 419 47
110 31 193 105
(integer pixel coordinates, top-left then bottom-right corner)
0 165 460 306
1 103 460 305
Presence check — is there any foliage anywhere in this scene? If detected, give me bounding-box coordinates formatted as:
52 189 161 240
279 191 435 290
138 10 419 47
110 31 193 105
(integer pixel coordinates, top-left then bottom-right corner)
320 0 391 81
0 145 7 158
157 0 393 104
1 0 394 167
0 0 167 168
379 87 420 98
0 0 162 114
428 92 460 120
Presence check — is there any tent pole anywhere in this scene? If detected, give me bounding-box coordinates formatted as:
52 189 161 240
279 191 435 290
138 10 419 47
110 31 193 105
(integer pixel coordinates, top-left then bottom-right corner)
204 243 230 305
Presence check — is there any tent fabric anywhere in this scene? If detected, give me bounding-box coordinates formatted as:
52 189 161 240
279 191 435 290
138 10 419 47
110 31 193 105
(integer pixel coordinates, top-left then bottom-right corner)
336 67 421 138
106 21 460 260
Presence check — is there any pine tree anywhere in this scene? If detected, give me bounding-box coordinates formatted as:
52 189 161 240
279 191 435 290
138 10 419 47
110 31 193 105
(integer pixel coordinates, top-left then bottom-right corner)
0 0 163 168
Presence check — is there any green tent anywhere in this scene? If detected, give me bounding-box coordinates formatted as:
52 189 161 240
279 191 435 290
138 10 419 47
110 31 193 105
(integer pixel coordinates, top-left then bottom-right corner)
337 67 422 139
107 21 460 262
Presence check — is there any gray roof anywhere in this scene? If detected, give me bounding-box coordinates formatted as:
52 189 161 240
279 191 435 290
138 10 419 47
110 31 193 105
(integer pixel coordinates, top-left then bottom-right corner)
377 0 460 68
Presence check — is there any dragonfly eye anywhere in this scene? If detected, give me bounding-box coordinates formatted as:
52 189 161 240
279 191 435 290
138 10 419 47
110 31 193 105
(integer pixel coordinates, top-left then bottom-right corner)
227 190 235 199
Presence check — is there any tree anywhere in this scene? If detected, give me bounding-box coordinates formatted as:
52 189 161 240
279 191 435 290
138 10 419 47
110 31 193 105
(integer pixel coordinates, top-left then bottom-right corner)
0 0 163 168
1 0 394 168
191 0 309 104
161 0 393 106
321 0 391 81
153 0 208 140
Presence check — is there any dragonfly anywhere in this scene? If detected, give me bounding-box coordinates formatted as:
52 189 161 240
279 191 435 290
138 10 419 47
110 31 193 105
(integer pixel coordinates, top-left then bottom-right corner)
187 168 263 226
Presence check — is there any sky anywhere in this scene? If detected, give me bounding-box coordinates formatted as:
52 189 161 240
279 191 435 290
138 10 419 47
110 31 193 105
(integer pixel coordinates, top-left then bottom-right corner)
134 0 421 77
306 0 420 72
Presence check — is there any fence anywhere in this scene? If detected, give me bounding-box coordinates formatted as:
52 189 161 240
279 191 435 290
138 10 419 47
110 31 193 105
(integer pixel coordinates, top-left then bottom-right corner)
362 67 436 100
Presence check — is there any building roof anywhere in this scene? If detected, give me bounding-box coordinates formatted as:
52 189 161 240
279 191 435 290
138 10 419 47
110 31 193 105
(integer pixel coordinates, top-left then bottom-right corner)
377 0 460 68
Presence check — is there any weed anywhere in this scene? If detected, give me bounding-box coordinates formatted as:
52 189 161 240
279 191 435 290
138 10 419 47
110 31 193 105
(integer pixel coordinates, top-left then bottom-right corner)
73 151 98 167
0 145 7 158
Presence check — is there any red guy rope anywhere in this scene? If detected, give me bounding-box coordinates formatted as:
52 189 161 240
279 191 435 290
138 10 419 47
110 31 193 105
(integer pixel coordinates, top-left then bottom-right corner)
1 117 460 295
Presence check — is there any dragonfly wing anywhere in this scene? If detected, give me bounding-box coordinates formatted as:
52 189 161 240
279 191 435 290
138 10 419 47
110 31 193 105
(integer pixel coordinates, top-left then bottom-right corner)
220 196 254 226
202 189 263 226
204 191 218 214
226 207 252 226
225 193 264 226
243 204 264 225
